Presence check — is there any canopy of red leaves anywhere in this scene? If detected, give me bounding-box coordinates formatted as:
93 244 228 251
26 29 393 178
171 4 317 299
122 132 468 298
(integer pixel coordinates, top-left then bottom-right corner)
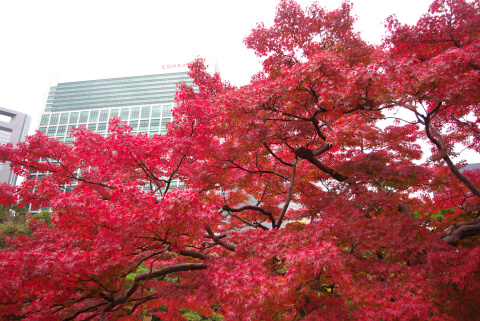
1 0 480 320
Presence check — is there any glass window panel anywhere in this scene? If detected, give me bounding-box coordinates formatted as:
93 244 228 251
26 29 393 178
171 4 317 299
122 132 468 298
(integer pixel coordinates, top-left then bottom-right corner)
110 109 119 118
162 105 172 117
139 120 149 131
59 113 69 124
130 107 140 119
49 113 59 125
79 111 89 123
99 110 109 122
160 130 167 136
39 127 47 134
57 126 66 136
150 119 160 130
40 114 50 126
69 112 79 124
141 106 151 119
47 127 56 136
97 123 107 133
87 123 96 131
161 118 171 129
151 106 161 118
78 124 87 129
120 108 130 120
89 110 99 122
129 120 139 131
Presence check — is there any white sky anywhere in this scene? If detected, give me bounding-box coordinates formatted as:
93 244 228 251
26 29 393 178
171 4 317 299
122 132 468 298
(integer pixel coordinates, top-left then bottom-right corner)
0 0 435 129
0 0 439 134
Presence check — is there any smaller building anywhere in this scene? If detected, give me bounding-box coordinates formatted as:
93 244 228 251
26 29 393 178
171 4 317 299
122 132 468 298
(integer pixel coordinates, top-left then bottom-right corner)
0 107 31 185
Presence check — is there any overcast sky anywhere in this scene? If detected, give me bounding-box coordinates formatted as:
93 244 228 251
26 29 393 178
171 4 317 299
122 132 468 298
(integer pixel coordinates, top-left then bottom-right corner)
0 0 433 133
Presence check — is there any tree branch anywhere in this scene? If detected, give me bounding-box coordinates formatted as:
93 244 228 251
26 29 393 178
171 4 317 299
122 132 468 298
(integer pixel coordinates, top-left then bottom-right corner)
205 225 236 251
277 158 297 228
223 204 276 228
441 215 480 246
294 147 348 182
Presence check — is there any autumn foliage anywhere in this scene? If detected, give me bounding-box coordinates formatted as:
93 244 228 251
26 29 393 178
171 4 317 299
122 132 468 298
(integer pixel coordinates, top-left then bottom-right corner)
1 0 480 320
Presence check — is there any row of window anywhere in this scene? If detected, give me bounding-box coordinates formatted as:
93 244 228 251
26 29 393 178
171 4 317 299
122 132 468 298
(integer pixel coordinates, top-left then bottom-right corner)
56 73 191 89
52 87 179 100
47 98 177 111
48 95 176 106
40 105 173 126
39 117 172 136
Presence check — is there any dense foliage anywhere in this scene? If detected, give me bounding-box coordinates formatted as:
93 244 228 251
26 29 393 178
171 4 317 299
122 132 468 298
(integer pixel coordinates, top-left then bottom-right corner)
1 0 480 319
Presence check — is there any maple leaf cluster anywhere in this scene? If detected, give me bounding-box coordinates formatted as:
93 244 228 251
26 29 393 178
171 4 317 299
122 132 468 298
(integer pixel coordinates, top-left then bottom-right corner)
1 0 480 320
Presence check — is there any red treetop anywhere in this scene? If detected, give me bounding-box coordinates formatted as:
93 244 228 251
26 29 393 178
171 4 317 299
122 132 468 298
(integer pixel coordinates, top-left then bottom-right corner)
1 0 480 320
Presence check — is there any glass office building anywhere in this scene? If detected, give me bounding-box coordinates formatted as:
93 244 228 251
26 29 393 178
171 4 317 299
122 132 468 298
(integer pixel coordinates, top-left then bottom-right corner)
38 72 195 141
30 70 200 208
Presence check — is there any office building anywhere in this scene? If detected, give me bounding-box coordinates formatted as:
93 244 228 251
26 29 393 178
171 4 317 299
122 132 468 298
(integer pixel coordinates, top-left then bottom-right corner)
0 107 31 185
33 66 211 200
38 70 196 141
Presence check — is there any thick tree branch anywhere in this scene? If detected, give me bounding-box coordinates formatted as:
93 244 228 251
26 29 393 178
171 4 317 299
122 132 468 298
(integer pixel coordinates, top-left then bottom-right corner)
223 204 276 228
294 146 348 182
205 225 236 251
397 201 413 216
179 249 211 260
441 215 480 246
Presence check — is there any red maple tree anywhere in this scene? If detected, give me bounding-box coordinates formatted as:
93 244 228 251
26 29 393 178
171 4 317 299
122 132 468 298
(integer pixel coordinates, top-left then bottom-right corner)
1 0 480 320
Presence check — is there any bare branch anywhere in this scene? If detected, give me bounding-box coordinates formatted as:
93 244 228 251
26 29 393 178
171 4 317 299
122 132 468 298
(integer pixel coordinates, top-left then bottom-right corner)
294 147 348 182
223 204 276 228
205 225 236 251
263 143 293 167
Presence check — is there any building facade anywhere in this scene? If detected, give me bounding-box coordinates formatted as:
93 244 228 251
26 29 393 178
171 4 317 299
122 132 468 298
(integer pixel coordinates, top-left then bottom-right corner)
38 71 195 141
33 68 204 199
0 107 31 185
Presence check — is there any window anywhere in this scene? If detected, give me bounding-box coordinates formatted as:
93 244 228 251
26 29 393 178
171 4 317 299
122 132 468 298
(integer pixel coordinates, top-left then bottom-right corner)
87 123 96 131
79 111 89 123
129 120 139 131
57 126 67 136
69 112 79 124
139 120 149 131
151 106 161 118
150 119 160 130
40 114 50 126
97 123 107 133
49 113 59 125
161 118 171 129
130 107 140 119
120 108 130 120
47 127 56 136
141 106 151 119
162 105 172 117
59 113 69 125
110 109 119 118
89 110 99 122
99 110 109 122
